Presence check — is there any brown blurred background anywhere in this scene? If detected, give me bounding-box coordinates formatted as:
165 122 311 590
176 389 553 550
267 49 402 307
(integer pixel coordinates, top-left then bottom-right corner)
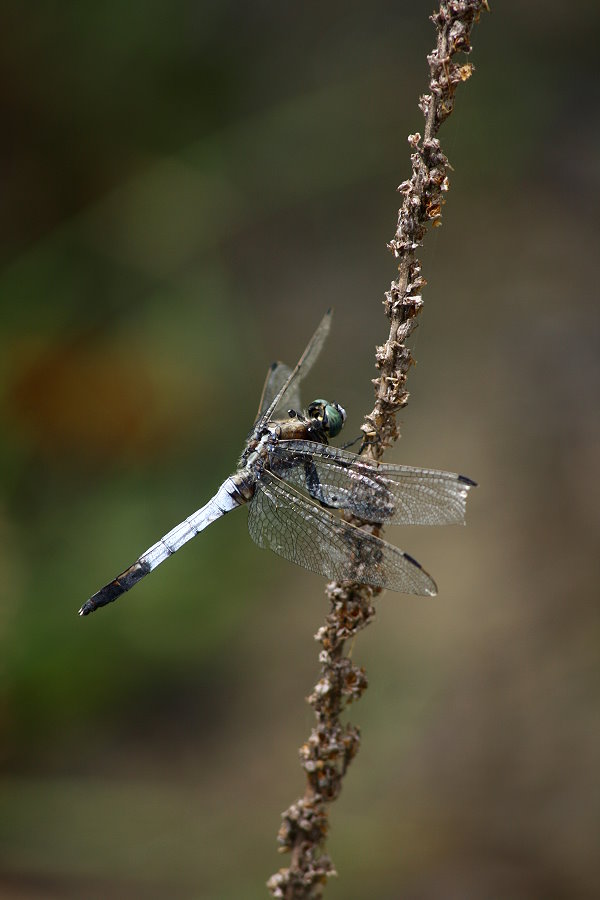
1 3 599 898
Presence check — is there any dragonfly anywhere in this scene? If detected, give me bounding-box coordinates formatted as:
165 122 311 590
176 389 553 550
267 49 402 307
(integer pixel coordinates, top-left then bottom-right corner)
79 310 476 616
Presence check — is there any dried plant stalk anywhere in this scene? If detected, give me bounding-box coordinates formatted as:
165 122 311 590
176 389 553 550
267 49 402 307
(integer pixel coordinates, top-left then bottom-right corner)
268 3 488 897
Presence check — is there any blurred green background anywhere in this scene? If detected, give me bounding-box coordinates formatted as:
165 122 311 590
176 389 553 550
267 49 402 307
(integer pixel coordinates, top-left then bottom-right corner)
1 3 599 898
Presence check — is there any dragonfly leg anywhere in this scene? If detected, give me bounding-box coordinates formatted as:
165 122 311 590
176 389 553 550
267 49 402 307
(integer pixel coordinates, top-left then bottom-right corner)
340 433 363 451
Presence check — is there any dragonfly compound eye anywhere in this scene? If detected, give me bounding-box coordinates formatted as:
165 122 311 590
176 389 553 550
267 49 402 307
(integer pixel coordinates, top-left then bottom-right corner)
307 399 346 438
324 402 346 437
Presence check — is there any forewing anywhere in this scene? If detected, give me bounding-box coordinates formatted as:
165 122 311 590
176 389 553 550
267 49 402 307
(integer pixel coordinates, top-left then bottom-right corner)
258 309 332 427
247 471 436 595
256 363 301 420
269 440 475 525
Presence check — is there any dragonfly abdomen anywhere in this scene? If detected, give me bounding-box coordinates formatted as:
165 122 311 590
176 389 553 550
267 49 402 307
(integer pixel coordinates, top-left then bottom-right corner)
79 476 250 616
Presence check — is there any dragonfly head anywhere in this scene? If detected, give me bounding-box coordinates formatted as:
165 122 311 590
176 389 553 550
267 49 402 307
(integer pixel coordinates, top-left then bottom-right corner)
306 399 346 439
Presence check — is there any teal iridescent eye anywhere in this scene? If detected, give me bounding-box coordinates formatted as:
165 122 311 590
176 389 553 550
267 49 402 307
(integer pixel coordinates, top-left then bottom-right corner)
323 402 345 437
307 399 346 438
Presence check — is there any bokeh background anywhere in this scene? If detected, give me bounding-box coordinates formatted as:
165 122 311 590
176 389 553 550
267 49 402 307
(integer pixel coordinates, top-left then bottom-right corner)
1 3 599 898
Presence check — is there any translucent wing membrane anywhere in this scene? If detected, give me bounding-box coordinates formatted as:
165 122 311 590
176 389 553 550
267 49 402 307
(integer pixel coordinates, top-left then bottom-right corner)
79 478 244 615
269 441 475 525
258 309 332 427
248 471 437 596
256 363 299 420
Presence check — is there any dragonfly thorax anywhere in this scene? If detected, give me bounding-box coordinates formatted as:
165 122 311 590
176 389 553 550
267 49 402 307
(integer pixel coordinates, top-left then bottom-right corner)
241 399 346 470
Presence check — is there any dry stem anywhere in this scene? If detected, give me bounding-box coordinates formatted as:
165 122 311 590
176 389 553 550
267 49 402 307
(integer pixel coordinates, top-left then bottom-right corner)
268 3 488 897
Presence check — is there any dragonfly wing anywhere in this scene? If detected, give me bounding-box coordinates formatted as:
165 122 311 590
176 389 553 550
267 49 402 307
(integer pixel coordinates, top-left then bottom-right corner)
79 477 245 616
258 309 333 428
270 441 476 525
247 471 436 596
256 363 301 421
